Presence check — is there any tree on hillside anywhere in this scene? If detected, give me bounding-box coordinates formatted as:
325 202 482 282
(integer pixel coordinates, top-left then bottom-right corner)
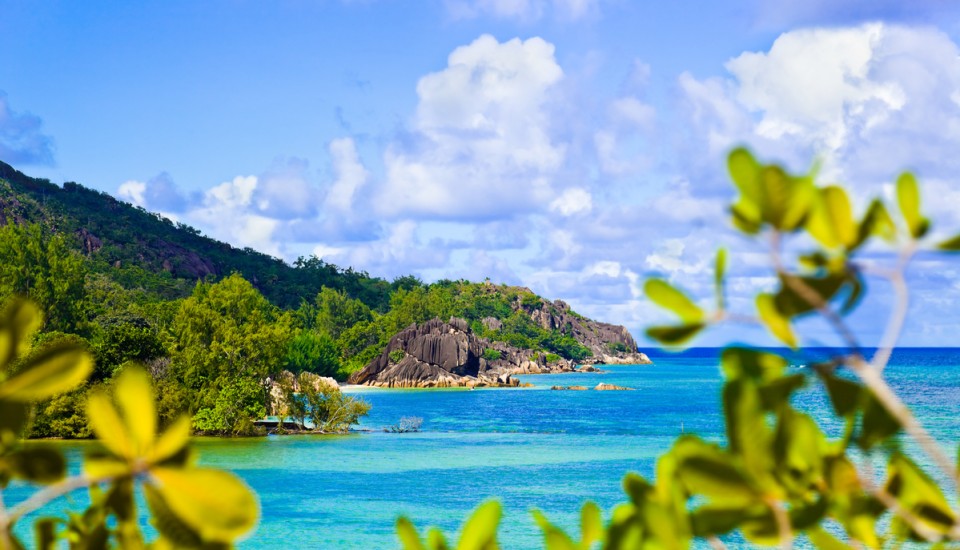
313 287 373 340
0 222 87 333
170 273 293 435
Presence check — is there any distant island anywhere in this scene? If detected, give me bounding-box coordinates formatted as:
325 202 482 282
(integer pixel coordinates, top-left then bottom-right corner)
0 160 651 437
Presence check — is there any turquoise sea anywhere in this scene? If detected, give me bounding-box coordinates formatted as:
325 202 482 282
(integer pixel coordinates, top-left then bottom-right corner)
10 348 960 547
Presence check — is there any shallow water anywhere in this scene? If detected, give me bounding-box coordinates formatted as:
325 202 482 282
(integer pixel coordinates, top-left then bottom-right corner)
9 348 960 548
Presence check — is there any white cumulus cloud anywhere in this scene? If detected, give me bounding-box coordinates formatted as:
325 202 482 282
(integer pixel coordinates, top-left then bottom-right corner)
380 34 567 220
549 187 592 216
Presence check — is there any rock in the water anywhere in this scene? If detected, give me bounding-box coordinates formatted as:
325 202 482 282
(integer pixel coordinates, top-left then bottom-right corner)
551 385 588 390
594 383 635 391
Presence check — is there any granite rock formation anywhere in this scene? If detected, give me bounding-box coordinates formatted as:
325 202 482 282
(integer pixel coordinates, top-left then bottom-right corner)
348 317 577 388
518 296 651 365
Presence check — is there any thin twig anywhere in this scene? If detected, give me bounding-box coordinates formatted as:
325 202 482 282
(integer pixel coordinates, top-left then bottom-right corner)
858 472 941 543
845 355 958 490
870 244 916 373
706 535 728 550
765 498 793 550
8 474 112 523
768 231 862 353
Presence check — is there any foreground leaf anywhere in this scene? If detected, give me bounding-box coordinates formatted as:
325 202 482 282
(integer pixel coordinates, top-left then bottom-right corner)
114 367 157 454
644 279 704 323
150 467 258 542
896 172 929 239
457 500 501 550
646 324 705 347
0 344 92 402
756 294 797 348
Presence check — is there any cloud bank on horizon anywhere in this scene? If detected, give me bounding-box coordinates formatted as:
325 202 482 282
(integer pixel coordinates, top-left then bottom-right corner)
3 1 960 346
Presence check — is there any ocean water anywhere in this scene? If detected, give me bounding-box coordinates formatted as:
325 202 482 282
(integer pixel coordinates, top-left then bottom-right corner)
9 348 960 548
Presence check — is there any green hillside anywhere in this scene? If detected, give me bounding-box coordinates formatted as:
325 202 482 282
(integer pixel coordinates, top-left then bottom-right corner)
0 160 395 309
0 161 639 438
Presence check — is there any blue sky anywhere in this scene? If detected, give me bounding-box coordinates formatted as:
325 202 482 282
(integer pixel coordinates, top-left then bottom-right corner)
4 0 960 347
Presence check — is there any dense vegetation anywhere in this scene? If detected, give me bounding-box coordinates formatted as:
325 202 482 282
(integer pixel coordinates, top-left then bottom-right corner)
0 162 594 437
0 300 258 547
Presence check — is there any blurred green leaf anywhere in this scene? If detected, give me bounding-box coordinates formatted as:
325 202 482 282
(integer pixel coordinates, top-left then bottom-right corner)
33 518 58 550
773 273 861 318
689 506 751 537
114 367 157 455
5 446 66 484
855 199 896 248
757 374 805 410
0 400 31 447
886 452 955 536
820 372 861 418
643 279 704 323
87 392 136 460
671 436 759 506
822 186 856 246
806 526 852 549
0 343 92 402
896 172 929 239
937 233 960 251
531 510 577 550
151 466 259 543
731 201 762 234
645 324 705 347
808 186 856 249
456 500 500 550
623 473 654 507
720 347 788 382
858 391 901 450
0 298 42 371
149 415 192 464
427 528 451 550
757 294 797 348
728 148 762 203
105 478 137 522
143 483 203 549
397 517 427 550
765 167 816 231
723 380 776 492
790 497 828 530
773 410 825 493
579 502 603 547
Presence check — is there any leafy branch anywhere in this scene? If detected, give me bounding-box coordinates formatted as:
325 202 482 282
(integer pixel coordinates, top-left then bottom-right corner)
395 148 960 548
0 298 259 549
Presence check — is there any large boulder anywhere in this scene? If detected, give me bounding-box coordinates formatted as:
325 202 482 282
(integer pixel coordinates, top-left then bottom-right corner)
348 317 573 388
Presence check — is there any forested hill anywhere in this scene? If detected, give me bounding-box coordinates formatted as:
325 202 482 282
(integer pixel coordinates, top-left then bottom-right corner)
0 161 649 436
0 160 397 309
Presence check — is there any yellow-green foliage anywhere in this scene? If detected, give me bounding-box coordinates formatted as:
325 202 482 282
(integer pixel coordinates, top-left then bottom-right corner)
0 299 258 548
397 149 960 548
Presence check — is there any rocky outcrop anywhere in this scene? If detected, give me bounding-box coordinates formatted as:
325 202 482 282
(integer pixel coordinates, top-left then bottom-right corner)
76 228 102 255
153 239 218 279
516 296 651 365
348 317 577 388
